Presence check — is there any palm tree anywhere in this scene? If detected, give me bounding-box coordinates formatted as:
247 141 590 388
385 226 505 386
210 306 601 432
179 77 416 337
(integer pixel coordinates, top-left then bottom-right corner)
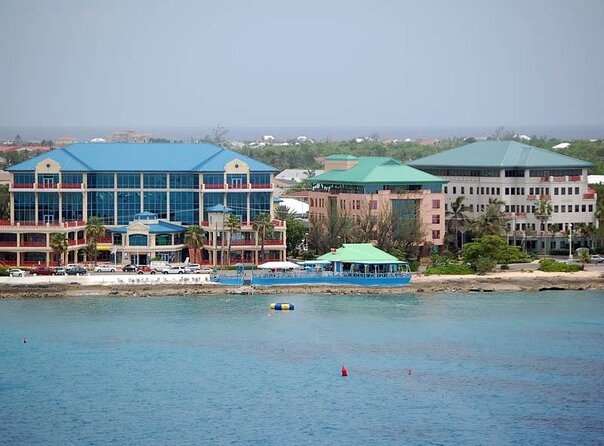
252 213 274 262
85 216 106 265
446 196 470 250
576 222 596 249
50 233 69 265
273 204 296 221
184 225 205 264
224 214 241 265
471 200 508 238
534 198 552 259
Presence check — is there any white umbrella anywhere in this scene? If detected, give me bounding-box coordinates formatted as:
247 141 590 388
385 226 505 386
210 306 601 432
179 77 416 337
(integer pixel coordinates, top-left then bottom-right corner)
257 261 302 270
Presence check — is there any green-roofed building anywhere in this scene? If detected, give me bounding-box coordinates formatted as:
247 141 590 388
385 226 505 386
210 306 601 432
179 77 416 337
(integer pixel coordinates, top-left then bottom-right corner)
308 155 447 253
410 140 598 253
317 243 407 274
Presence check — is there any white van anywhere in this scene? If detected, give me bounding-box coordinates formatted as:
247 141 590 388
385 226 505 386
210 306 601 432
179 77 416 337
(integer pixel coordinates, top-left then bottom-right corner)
150 260 170 272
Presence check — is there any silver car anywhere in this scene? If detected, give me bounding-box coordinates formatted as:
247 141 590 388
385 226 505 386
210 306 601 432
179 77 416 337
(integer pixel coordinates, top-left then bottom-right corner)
94 264 117 273
9 268 25 277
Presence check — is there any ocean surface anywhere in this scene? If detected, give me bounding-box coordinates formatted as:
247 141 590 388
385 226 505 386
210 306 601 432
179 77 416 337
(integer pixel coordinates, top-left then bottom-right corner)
1 291 603 445
1 125 603 141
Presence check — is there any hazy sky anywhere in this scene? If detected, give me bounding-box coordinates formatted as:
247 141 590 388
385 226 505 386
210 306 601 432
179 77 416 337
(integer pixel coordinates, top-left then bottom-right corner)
1 0 603 128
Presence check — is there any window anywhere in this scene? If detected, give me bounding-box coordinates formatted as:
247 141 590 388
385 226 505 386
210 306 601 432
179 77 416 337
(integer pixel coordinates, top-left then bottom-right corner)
480 187 484 195
432 230 441 240
575 205 579 213
505 205 510 212
452 186 457 194
38 173 59 186
575 187 580 195
567 187 572 195
129 234 148 246
505 188 509 195
170 174 198 189
170 192 199 225
117 173 140 189
143 192 167 219
250 192 271 220
469 204 474 211
227 193 247 221
62 173 83 185
529 188 534 195
582 205 586 212
203 173 224 187
144 173 167 189
561 188 565 195
469 187 473 195
250 173 271 186
589 205 593 212
561 205 566 213
227 174 247 188
202 193 223 221
511 188 516 195
117 192 141 224
496 188 500 195
432 214 440 224
370 200 377 210
38 193 59 223
62 192 83 222
554 188 558 195
155 234 172 246
444 186 448 193
14 192 35 222
87 192 115 224
505 169 524 177
87 173 114 189
432 200 440 209
14 173 35 185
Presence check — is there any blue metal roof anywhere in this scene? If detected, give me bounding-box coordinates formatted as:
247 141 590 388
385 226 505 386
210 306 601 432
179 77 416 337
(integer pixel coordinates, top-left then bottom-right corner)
205 204 233 213
7 143 277 172
113 220 187 234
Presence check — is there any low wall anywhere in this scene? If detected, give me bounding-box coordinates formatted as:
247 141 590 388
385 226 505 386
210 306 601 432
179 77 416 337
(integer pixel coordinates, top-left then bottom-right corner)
0 273 213 286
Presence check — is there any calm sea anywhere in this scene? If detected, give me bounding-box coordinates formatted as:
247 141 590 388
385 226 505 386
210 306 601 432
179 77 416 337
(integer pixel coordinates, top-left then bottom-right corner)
1 291 603 445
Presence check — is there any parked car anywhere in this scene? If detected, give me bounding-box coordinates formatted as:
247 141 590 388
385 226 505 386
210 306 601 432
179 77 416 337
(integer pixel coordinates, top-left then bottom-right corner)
185 263 201 273
29 267 56 276
9 268 25 277
54 267 66 276
66 266 87 275
94 264 117 273
122 264 138 272
591 255 604 264
163 265 187 274
136 266 157 275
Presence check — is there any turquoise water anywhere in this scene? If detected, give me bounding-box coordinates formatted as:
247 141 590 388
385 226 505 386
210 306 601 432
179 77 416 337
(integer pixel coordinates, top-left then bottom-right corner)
1 291 603 445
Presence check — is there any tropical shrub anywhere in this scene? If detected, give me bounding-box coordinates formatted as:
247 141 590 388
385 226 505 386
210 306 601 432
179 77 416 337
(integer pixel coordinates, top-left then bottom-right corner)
425 263 473 275
539 259 583 272
462 235 529 265
475 256 497 274
0 266 9 276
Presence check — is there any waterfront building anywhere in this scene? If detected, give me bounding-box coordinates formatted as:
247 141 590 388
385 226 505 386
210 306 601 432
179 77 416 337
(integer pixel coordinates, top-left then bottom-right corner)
308 155 447 252
410 141 598 252
2 143 286 267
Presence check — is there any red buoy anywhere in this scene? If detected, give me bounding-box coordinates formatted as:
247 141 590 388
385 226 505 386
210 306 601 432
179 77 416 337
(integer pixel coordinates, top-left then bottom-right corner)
341 365 348 377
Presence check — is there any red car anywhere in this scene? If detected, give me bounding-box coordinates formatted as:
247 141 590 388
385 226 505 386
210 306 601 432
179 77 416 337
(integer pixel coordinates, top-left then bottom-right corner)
136 266 158 274
29 267 56 276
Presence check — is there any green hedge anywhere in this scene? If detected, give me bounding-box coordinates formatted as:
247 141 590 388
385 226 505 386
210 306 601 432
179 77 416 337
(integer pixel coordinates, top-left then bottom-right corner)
0 266 9 276
539 259 583 272
425 263 474 275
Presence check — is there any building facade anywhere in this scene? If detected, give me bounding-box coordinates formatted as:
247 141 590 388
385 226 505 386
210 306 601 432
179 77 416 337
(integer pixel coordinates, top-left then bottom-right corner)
2 143 286 267
411 141 598 252
308 155 447 252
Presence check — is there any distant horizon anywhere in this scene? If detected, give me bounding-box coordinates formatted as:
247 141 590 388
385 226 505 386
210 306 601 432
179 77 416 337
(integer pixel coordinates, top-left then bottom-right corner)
1 124 604 143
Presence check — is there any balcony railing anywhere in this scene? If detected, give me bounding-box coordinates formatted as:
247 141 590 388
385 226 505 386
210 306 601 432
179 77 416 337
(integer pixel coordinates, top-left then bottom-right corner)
264 239 284 245
0 241 17 247
21 241 47 247
61 183 83 189
97 236 113 243
583 192 596 199
250 183 271 189
38 183 58 189
12 183 34 189
230 239 256 246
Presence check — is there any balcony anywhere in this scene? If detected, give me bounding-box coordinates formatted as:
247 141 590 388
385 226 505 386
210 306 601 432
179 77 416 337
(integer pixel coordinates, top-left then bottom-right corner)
97 236 113 243
250 183 272 189
264 239 284 245
21 241 47 247
38 183 58 189
12 183 34 189
583 191 596 199
0 241 17 247
230 239 256 246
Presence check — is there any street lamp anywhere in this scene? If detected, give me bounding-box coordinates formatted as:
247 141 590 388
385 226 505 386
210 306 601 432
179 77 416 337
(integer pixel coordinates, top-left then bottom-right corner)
568 223 573 260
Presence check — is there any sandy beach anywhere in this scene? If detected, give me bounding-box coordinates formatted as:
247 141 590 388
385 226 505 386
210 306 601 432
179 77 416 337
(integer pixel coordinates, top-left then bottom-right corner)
0 270 602 298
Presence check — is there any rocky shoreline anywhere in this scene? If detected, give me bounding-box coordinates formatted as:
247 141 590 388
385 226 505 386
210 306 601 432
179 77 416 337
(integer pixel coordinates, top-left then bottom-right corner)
0 271 602 298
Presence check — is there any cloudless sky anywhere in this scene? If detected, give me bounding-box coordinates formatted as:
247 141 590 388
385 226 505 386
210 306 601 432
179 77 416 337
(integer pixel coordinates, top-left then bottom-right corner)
0 0 603 128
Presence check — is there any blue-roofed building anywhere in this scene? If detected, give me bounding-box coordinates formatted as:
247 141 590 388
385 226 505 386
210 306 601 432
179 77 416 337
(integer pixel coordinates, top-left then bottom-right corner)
1 143 286 267
411 141 598 253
